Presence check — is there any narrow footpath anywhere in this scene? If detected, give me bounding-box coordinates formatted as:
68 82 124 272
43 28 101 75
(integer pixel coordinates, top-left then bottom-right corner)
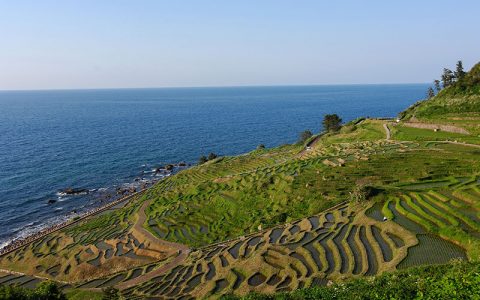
132 200 189 252
118 200 190 290
383 123 391 140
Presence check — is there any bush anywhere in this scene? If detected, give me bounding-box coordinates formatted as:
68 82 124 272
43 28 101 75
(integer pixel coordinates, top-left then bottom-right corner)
298 130 313 144
349 183 379 203
102 287 120 300
208 153 218 161
198 155 208 165
322 114 342 132
0 281 66 300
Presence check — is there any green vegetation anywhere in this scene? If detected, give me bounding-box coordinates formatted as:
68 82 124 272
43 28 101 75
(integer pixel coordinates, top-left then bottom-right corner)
1 60 479 299
222 260 480 300
0 191 173 282
400 61 480 135
65 289 103 300
322 114 342 132
0 281 66 300
390 125 480 144
298 130 313 144
199 152 221 165
319 119 385 144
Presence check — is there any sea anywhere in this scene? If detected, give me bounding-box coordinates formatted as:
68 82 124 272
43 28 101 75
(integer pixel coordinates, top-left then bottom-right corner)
0 84 428 249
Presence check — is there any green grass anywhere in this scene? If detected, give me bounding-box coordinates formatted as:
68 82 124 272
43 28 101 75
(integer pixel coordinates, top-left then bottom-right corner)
223 261 480 300
321 120 386 144
142 140 480 248
1 82 480 299
382 199 394 220
399 62 480 135
65 289 103 300
391 125 480 144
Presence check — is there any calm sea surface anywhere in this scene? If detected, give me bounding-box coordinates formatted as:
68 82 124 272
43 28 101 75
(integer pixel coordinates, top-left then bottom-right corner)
0 84 427 247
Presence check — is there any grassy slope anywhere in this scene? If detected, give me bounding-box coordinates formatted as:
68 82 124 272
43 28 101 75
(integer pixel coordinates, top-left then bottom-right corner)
401 62 480 135
142 118 479 248
390 125 480 144
1 68 480 298
65 289 103 300
223 260 480 300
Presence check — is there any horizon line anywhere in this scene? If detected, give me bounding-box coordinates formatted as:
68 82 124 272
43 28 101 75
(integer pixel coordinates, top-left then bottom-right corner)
0 82 430 93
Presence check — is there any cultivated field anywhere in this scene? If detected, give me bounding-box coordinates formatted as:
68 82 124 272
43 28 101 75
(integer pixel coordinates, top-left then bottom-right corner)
1 118 479 299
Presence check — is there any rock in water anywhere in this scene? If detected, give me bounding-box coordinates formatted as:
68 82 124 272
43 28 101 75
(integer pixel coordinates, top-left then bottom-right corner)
59 187 89 195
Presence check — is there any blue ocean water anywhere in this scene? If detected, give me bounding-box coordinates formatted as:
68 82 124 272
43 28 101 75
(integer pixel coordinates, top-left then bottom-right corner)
0 84 427 247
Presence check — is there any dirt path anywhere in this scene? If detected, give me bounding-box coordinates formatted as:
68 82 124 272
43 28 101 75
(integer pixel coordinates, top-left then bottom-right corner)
383 123 391 140
297 134 323 157
132 200 189 252
117 249 189 289
404 122 470 134
118 200 190 289
427 140 480 149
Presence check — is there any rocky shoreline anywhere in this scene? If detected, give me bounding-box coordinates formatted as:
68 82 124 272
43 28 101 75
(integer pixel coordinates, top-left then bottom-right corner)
0 162 190 256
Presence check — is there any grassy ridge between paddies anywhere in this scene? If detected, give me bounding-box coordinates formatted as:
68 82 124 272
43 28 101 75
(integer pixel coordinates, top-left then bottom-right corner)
73 174 480 299
142 135 479 248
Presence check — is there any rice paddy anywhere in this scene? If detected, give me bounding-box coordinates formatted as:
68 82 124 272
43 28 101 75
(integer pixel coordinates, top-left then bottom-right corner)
73 174 480 298
0 183 182 282
1 118 479 298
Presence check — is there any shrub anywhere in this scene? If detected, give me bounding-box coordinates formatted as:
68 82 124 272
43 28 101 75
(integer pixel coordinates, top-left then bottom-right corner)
298 130 313 144
208 153 218 161
349 183 379 203
102 287 120 300
0 281 66 300
198 155 208 165
322 114 342 132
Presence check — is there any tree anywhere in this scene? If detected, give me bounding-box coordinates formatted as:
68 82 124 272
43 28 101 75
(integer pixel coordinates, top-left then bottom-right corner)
298 130 313 144
33 281 67 300
433 79 441 92
455 60 465 80
102 287 120 300
427 87 435 99
207 152 218 161
0 284 32 299
441 68 455 88
322 114 342 132
198 155 208 165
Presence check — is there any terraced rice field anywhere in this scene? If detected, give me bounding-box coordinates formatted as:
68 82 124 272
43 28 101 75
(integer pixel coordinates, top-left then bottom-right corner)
1 119 479 298
71 175 480 299
81 202 417 298
143 140 427 248
0 183 181 282
0 272 50 290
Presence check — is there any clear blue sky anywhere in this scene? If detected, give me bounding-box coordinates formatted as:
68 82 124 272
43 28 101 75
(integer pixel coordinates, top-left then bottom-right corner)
1 0 479 90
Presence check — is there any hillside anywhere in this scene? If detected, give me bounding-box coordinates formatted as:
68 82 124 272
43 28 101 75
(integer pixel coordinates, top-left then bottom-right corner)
224 260 480 300
401 62 480 135
0 64 480 299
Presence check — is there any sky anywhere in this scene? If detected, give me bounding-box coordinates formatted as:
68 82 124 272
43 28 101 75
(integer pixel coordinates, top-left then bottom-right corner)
0 0 479 90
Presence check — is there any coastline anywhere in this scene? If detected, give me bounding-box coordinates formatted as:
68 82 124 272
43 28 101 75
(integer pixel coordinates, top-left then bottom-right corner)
0 163 189 256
